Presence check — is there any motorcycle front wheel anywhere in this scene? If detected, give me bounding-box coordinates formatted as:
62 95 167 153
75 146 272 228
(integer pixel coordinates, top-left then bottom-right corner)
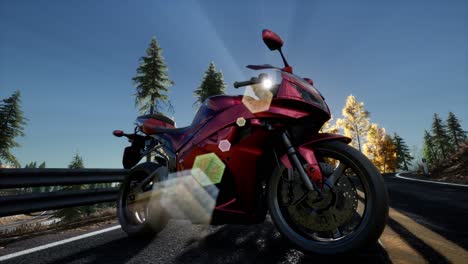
267 140 388 255
117 162 168 238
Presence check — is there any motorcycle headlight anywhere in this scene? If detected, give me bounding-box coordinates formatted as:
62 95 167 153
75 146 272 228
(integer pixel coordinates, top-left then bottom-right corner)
262 78 273 89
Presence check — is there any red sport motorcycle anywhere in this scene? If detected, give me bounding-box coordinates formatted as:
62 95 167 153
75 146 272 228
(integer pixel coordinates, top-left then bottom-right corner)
113 29 388 255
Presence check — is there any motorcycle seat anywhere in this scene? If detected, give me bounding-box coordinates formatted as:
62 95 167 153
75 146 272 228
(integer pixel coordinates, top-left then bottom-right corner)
150 124 196 151
150 95 243 150
146 113 175 126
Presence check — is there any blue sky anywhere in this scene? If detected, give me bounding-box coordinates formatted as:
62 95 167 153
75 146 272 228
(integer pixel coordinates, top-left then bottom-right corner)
1 0 466 168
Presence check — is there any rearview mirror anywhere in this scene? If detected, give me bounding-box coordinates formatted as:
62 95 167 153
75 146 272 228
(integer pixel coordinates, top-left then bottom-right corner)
262 29 284 51
113 130 124 137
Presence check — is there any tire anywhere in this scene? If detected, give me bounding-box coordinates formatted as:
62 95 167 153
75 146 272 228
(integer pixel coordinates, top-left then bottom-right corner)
267 140 389 255
117 162 169 238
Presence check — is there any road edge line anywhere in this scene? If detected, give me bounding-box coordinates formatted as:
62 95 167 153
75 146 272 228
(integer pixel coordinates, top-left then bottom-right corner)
0 225 121 261
395 173 468 188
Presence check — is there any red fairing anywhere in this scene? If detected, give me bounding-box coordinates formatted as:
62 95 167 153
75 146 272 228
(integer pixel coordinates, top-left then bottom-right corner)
255 105 310 119
278 73 329 116
277 80 304 99
178 122 271 218
206 95 243 112
169 100 312 155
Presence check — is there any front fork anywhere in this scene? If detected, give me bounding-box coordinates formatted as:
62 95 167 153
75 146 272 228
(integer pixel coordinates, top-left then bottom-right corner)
281 131 322 195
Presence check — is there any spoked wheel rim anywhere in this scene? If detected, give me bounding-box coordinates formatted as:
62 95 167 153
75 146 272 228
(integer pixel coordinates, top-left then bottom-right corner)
273 146 373 244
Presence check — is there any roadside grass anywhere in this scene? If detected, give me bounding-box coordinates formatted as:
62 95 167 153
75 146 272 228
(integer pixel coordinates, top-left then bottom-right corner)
0 206 116 240
0 215 34 226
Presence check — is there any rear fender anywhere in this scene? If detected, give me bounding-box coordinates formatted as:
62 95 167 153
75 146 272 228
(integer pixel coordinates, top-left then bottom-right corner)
280 133 351 187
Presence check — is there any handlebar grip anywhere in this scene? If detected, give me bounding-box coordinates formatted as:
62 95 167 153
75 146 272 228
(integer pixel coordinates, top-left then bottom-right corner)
233 80 253 88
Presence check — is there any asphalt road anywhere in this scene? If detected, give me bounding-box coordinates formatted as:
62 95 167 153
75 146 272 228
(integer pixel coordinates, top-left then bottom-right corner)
1 174 467 264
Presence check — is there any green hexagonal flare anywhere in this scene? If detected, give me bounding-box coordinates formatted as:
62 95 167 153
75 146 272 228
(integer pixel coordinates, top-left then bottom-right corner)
191 153 225 186
236 117 246 127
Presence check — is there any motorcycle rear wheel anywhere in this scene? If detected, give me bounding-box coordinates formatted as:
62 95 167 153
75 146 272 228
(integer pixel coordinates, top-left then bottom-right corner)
117 162 168 238
267 140 388 255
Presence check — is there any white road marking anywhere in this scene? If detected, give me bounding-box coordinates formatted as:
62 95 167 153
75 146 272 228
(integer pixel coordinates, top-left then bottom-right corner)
395 173 468 187
0 225 121 261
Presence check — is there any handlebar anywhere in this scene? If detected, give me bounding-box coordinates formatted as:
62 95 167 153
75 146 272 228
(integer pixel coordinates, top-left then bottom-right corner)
233 78 257 89
233 73 269 89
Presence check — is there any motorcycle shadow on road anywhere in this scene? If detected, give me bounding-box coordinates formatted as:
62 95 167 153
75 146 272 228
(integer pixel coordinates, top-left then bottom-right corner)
175 220 391 264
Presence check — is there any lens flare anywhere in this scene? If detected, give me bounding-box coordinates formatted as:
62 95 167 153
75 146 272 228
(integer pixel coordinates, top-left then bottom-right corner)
242 84 273 113
148 169 219 225
192 152 226 185
236 117 246 127
262 78 273 89
218 139 231 152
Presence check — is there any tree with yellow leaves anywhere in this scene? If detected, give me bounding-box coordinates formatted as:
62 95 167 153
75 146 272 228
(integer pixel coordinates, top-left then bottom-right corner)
364 124 397 173
319 115 339 134
336 95 370 151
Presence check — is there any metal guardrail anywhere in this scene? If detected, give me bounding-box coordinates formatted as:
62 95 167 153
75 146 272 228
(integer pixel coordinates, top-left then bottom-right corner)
0 169 127 188
0 169 128 217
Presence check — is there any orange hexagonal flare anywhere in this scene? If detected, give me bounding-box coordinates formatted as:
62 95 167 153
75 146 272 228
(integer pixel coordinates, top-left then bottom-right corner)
241 84 273 113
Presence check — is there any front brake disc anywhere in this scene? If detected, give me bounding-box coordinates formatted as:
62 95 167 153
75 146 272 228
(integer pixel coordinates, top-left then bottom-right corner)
287 176 358 232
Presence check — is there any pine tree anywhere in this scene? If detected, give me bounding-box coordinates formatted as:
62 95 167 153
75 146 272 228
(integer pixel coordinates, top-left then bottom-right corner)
56 153 86 221
364 124 397 173
392 133 413 171
422 129 437 166
24 161 47 192
68 153 84 169
336 95 370 151
446 112 467 150
193 62 226 105
38 161 47 191
431 113 451 161
0 91 27 167
24 161 37 193
24 161 37 168
132 37 174 114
